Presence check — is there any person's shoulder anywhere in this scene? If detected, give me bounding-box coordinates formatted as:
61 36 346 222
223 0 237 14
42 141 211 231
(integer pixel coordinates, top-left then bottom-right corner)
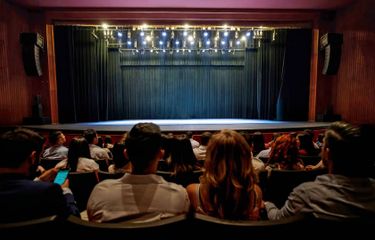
59 145 68 151
293 179 322 193
25 180 63 196
163 181 189 193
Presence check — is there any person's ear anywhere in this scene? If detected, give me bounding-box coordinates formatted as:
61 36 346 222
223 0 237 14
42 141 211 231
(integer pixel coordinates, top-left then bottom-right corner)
159 149 165 159
322 147 331 168
124 149 129 159
29 151 37 165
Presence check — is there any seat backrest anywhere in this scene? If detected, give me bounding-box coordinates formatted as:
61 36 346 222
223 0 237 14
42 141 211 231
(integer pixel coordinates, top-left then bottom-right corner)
66 214 188 239
68 171 99 211
0 215 59 237
305 216 375 237
298 155 321 166
192 213 306 240
95 159 109 171
40 158 61 170
263 168 327 207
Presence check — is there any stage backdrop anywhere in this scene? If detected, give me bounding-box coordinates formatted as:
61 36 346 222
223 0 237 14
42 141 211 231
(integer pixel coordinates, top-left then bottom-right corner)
54 26 311 123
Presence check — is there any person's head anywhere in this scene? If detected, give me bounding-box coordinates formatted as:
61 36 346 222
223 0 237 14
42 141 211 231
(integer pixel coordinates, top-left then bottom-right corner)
251 132 265 155
297 132 315 153
104 135 112 147
67 137 91 172
83 129 98 144
202 129 256 219
317 133 324 143
168 135 197 174
0 128 45 176
322 121 370 177
186 131 193 139
200 131 212 146
161 133 174 160
268 133 299 169
48 131 66 146
112 142 129 169
125 122 162 174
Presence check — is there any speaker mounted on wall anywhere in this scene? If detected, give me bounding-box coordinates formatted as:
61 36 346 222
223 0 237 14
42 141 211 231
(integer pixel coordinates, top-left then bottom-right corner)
320 33 343 75
20 32 44 77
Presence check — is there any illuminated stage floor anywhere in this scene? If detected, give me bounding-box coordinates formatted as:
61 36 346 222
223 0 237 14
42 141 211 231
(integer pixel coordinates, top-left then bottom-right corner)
23 119 331 133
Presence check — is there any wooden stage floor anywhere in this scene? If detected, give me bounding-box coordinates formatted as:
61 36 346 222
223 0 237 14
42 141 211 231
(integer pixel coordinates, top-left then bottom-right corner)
22 119 331 133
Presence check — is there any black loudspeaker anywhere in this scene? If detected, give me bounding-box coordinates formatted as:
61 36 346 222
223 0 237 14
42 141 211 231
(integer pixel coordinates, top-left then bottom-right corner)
20 32 44 76
320 33 343 75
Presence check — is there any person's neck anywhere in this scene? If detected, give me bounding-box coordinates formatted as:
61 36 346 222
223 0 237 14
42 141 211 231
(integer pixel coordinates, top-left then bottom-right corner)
132 159 159 175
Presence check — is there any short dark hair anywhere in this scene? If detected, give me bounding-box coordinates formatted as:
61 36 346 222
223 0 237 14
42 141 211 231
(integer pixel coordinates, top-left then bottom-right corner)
48 131 63 145
200 132 212 146
83 129 97 144
0 128 45 168
324 121 367 177
125 123 161 173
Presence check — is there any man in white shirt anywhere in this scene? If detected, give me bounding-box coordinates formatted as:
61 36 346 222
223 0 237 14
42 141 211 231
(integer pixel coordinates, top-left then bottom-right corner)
87 123 190 223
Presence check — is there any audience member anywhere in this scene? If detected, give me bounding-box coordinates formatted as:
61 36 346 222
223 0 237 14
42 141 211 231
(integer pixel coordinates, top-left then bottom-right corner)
83 129 111 161
297 132 320 156
187 129 263 220
265 121 375 220
55 137 99 172
0 128 79 223
187 131 200 149
108 141 131 174
166 134 201 186
193 131 212 161
87 122 190 222
251 132 266 156
42 130 68 161
266 134 304 170
241 132 265 173
264 132 282 149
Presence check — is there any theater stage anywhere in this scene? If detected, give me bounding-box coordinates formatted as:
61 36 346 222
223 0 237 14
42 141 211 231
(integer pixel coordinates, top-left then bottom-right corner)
23 119 331 133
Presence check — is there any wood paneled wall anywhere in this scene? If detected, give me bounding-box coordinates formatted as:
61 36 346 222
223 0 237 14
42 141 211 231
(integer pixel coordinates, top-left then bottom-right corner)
0 1 48 125
0 1 31 125
316 0 375 124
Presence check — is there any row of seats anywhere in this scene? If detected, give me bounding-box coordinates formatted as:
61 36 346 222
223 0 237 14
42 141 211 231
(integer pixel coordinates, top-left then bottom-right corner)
64 167 327 212
1 212 373 240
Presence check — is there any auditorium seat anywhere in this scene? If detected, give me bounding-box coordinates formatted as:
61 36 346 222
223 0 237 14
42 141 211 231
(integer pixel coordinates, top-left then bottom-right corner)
68 171 99 211
260 168 327 207
66 213 188 239
0 215 60 238
192 213 306 240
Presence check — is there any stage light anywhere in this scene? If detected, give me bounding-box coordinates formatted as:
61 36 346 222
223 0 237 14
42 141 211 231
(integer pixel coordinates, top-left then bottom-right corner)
96 24 273 54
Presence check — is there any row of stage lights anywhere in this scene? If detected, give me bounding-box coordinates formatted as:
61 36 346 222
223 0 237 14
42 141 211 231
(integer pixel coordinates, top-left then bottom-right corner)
93 24 275 54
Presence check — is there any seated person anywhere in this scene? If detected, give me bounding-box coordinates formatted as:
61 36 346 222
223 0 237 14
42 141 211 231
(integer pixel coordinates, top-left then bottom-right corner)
0 128 79 223
265 122 375 220
42 130 68 161
187 131 200 149
187 129 263 220
266 134 304 170
108 141 132 174
165 134 201 187
87 122 190 222
83 129 111 161
55 137 99 172
193 131 212 161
